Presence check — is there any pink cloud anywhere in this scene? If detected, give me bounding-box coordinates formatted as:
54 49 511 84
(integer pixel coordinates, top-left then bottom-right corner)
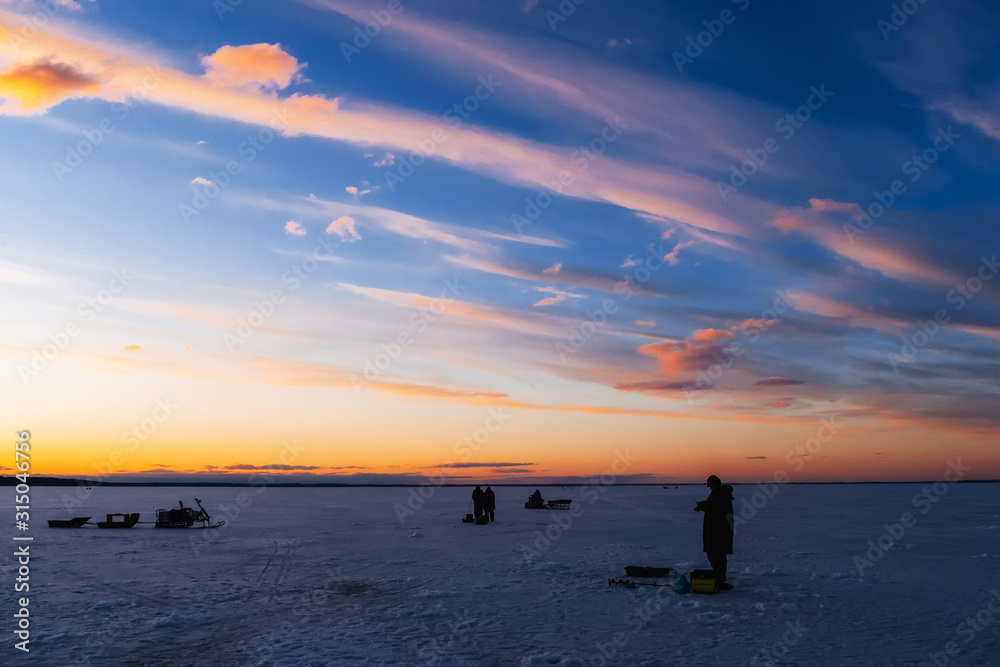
326 216 360 241
664 240 696 265
284 220 306 236
202 43 304 92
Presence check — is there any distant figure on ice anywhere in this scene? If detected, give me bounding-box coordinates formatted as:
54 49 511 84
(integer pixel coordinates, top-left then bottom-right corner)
526 488 544 509
472 485 485 520
483 486 496 522
694 475 735 591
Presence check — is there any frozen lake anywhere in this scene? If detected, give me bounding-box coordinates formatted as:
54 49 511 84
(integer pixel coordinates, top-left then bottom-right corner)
3 483 999 666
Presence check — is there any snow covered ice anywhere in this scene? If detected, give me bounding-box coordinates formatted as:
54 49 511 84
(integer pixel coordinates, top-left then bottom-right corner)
3 482 999 666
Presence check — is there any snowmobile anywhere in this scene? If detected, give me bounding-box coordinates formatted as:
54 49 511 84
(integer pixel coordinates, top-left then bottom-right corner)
154 498 224 529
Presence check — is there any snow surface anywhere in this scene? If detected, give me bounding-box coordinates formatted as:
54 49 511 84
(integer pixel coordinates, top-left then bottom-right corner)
3 483 999 666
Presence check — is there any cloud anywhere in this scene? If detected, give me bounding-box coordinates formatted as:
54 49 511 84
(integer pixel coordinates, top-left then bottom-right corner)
620 255 642 268
543 262 562 275
373 152 395 167
123 345 143 352
755 376 804 386
201 43 305 92
664 240 696 266
638 328 735 375
212 463 322 471
774 398 793 408
190 177 212 186
432 461 534 469
326 216 360 241
284 220 306 236
533 295 565 307
0 16 747 234
635 320 656 328
769 199 959 286
0 59 99 112
345 185 372 197
615 380 707 392
744 456 767 460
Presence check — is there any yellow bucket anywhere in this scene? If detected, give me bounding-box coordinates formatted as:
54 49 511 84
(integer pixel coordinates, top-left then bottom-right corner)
690 569 717 594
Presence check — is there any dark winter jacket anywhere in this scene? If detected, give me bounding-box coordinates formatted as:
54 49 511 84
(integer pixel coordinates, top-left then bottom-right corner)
483 488 496 511
472 487 484 509
699 484 734 554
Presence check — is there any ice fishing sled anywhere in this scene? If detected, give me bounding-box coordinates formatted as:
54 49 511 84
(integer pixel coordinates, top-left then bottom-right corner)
97 513 140 528
624 565 679 578
47 517 91 528
524 493 572 510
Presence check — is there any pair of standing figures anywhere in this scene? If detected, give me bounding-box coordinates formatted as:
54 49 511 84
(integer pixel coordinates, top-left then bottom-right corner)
472 485 495 522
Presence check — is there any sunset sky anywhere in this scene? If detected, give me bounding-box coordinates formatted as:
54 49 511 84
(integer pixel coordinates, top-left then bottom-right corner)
2 0 998 483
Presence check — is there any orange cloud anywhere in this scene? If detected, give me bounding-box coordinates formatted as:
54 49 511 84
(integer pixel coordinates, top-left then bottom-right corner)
534 295 565 307
0 59 98 112
635 320 655 327
639 328 734 375
201 43 304 92
326 216 360 241
284 220 306 236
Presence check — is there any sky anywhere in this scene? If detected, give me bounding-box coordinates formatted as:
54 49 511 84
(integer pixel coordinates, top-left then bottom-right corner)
1 0 998 484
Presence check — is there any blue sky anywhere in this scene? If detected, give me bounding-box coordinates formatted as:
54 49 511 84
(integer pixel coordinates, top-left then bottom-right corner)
1 0 999 482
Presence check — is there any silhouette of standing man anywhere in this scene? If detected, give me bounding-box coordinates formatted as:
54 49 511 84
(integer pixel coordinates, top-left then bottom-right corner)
694 474 734 591
483 486 496 523
472 485 484 520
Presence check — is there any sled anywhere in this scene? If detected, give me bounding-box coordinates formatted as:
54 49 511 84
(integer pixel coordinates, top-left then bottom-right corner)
47 517 91 528
97 513 140 528
625 565 679 578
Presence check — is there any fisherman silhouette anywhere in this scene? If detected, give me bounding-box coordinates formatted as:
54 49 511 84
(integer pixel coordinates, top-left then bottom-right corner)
694 475 735 591
472 485 485 520
483 486 496 523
